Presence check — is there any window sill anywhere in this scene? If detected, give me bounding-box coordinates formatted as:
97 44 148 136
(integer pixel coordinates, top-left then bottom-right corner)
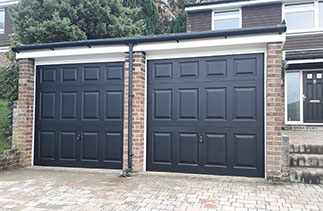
286 29 323 36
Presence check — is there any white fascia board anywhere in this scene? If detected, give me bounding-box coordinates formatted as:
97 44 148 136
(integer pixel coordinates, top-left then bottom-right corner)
16 44 128 60
0 0 18 7
35 53 125 66
146 44 267 60
0 46 9 52
134 33 286 53
185 0 282 11
287 59 323 64
17 32 285 62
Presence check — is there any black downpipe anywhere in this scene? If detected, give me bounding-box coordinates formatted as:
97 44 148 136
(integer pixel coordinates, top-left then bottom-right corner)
122 43 134 177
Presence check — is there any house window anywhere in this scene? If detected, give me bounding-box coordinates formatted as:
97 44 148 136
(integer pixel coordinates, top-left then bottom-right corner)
284 1 323 32
286 72 301 122
213 10 240 30
0 10 4 34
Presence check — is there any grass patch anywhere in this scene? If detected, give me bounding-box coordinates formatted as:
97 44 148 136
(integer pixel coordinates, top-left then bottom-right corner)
0 99 10 155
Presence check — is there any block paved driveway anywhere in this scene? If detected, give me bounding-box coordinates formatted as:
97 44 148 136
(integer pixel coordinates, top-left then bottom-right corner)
0 167 323 211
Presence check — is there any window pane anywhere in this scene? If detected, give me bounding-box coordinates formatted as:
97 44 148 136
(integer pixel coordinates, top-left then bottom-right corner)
285 11 314 30
320 2 323 28
214 10 239 17
0 11 4 30
214 18 239 30
285 2 314 9
287 72 301 121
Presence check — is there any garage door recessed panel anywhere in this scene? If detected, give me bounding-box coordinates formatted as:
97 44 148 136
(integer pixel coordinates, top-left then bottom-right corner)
83 92 99 120
60 132 76 160
84 66 100 81
41 68 56 83
152 132 172 164
179 89 198 120
106 66 123 80
234 134 257 169
62 68 78 82
178 133 199 166
61 92 77 120
179 62 199 78
154 89 172 120
205 134 227 167
154 63 172 79
40 92 56 120
39 131 55 159
233 87 256 121
206 60 227 77
234 58 256 77
105 91 123 120
104 132 122 162
206 88 226 120
82 132 99 161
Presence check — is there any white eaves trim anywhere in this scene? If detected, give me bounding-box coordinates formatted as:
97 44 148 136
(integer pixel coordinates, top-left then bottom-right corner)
0 46 9 52
17 33 286 62
0 0 18 7
185 0 283 11
287 58 323 64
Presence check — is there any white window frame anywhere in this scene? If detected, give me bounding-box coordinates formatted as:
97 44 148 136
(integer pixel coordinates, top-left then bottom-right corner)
0 9 4 34
283 0 323 34
285 69 323 125
212 8 242 31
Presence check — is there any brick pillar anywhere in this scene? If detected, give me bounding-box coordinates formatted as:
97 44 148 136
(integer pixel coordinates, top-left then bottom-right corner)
266 42 287 181
123 52 146 172
13 59 35 167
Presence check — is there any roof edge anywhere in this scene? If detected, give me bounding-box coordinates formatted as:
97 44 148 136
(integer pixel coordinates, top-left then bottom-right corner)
12 25 287 53
184 0 247 8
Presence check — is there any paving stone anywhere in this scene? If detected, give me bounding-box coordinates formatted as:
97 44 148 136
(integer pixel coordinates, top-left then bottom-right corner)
0 167 323 210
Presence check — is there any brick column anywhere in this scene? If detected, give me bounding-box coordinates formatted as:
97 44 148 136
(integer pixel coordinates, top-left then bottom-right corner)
123 52 146 172
13 59 35 167
266 42 287 181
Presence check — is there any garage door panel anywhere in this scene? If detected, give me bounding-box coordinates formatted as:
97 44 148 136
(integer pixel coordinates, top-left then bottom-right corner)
61 92 77 120
148 54 264 177
40 92 56 120
204 133 228 167
153 89 172 120
178 89 199 120
62 67 78 82
152 132 172 164
39 130 56 160
233 87 257 121
205 88 227 120
59 131 77 161
81 131 99 161
104 132 123 163
35 62 124 169
205 59 227 78
177 133 199 166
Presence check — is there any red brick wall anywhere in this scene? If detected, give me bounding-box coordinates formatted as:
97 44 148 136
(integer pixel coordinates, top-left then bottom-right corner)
123 52 146 172
13 59 34 167
266 42 288 181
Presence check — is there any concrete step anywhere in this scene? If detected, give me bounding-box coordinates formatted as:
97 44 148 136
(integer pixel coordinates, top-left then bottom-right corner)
290 167 323 184
289 144 323 154
290 154 323 167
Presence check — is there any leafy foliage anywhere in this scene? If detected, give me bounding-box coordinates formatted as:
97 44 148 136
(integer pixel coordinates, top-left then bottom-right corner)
123 0 159 35
166 11 187 33
9 0 145 44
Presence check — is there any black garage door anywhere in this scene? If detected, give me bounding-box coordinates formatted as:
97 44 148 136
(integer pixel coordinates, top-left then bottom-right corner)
35 62 124 169
147 54 264 177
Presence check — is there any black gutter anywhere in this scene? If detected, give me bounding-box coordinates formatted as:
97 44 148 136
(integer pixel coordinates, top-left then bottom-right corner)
122 43 134 177
12 25 286 52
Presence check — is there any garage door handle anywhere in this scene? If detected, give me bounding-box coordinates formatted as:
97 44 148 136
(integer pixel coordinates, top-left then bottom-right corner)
76 134 82 141
199 135 204 143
